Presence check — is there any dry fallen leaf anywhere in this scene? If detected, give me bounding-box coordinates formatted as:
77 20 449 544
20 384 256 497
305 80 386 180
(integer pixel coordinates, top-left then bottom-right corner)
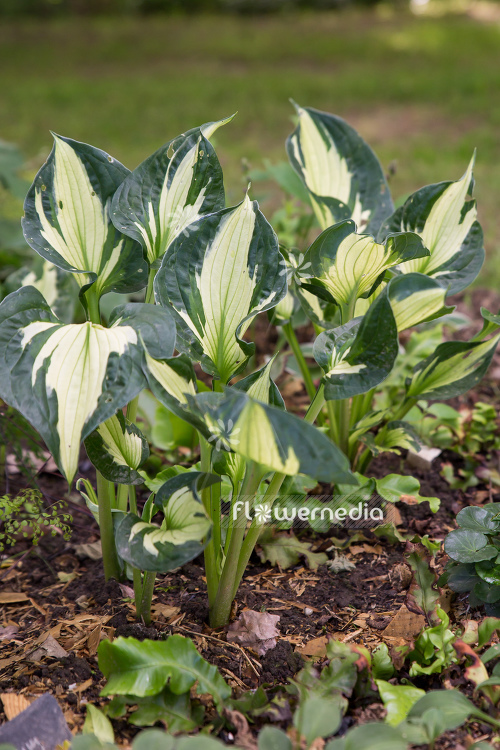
0 625 19 640
0 693 30 720
382 604 425 640
74 541 102 560
87 624 102 655
151 603 181 619
227 610 280 655
223 709 258 750
30 634 69 661
296 635 329 657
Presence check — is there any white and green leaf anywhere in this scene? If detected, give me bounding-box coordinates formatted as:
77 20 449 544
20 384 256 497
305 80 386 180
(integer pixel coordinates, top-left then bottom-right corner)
380 155 483 294
0 287 175 483
407 333 500 401
313 293 399 400
4 256 80 323
111 117 232 264
385 273 453 332
155 194 287 383
22 134 148 301
360 420 422 457
287 103 394 235
85 411 149 485
193 390 356 484
115 472 216 573
301 219 428 317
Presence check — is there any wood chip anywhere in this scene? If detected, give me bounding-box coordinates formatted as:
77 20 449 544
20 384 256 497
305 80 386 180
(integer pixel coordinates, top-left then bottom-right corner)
0 693 30 720
0 592 29 604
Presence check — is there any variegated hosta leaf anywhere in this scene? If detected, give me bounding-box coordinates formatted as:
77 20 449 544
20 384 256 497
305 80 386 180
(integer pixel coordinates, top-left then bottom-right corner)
214 358 284 489
4 258 79 323
192 390 356 485
84 411 149 485
0 287 175 483
301 219 428 318
269 289 295 326
385 273 453 332
22 134 148 300
286 103 394 235
360 420 422 457
155 194 287 383
313 293 398 400
111 117 232 265
379 155 483 294
115 472 217 572
407 333 500 401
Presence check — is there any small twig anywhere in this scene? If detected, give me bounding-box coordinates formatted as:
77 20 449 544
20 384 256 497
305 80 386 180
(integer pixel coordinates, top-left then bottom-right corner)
0 549 32 582
175 623 261 677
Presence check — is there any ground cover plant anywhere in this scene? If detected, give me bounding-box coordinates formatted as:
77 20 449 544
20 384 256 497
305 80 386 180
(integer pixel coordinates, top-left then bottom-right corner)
2 101 500 747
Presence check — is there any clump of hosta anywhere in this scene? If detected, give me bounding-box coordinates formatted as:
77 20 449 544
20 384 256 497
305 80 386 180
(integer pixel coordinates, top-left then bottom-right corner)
0 103 497 627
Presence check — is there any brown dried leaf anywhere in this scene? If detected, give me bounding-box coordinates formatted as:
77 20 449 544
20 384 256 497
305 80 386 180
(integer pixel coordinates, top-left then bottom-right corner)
382 604 425 640
0 625 19 640
87 624 102 655
30 634 68 661
224 709 258 750
0 693 30 720
227 610 280 656
297 635 329 657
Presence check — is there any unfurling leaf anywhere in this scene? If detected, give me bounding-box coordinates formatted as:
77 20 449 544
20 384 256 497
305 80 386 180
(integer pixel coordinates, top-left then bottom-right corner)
22 134 148 300
85 411 149 485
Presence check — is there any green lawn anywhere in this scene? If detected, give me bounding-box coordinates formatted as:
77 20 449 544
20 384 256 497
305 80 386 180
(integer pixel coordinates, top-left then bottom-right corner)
1 10 499 284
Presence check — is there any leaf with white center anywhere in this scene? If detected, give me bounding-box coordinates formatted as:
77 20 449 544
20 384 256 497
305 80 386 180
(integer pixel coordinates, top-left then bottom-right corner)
155 194 287 383
407 332 500 401
301 219 428 318
111 117 232 265
22 134 148 303
85 411 149 485
192 390 356 484
313 293 399 400
0 287 175 483
385 273 453 332
379 155 483 294
115 472 216 572
4 258 79 323
286 103 393 235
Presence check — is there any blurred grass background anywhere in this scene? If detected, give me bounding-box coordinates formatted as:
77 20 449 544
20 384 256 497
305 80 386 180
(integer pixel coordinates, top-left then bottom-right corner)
1 6 499 285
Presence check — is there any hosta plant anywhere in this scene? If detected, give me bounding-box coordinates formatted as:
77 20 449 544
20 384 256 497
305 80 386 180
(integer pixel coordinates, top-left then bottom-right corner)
1 104 498 627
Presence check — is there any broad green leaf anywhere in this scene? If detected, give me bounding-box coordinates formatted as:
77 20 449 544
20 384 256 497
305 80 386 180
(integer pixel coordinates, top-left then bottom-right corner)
293 694 342 745
385 273 452 332
258 530 328 570
192 389 356 485
407 334 500 401
115 472 215 572
0 288 175 483
444 529 497 563
476 561 500 586
99 635 231 707
375 680 425 726
155 194 287 382
313 293 398 400
287 103 394 235
371 644 395 680
129 688 202 731
444 562 481 593
5 257 79 323
325 723 407 750
83 704 115 744
84 411 149 485
258 727 292 750
407 689 497 730
380 155 483 294
456 506 500 533
473 580 500 604
375 474 440 513
71 737 117 750
477 617 500 648
111 118 231 264
22 134 148 300
301 219 427 317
